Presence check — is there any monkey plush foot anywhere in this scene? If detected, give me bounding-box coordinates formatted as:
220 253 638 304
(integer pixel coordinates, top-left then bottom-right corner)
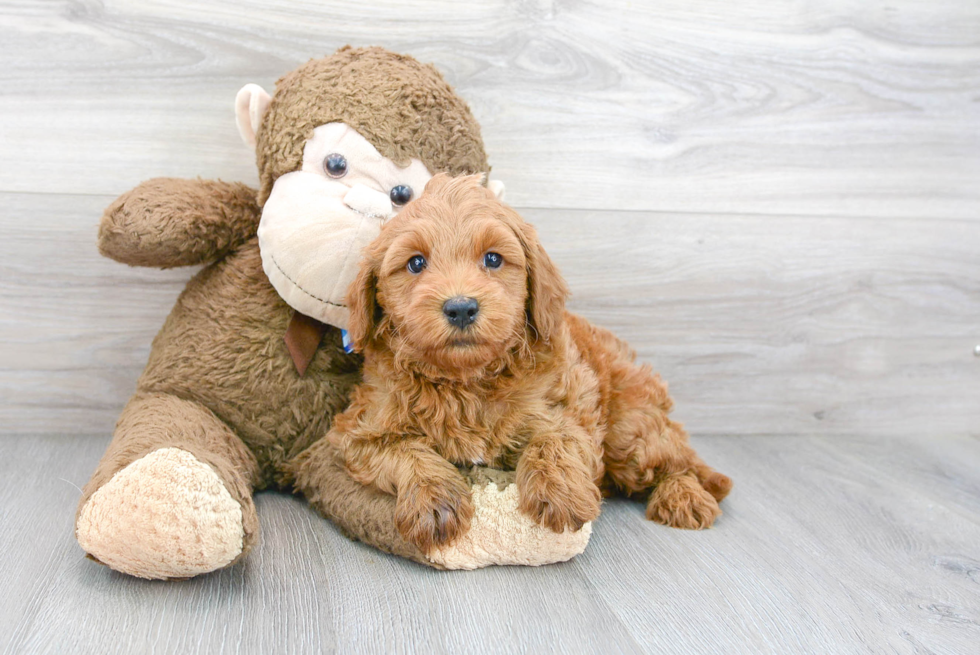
76 448 246 580
427 468 593 569
292 443 593 569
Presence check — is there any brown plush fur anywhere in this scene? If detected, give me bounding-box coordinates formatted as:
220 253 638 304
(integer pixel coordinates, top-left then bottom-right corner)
315 174 733 553
83 392 263 566
98 178 263 268
79 47 493 572
256 46 489 204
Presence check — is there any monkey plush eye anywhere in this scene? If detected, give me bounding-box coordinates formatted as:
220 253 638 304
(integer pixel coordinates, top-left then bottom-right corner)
324 153 348 178
483 252 503 269
390 185 413 206
407 254 427 274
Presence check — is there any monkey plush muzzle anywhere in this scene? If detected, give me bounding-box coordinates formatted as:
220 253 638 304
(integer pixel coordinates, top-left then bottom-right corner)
258 123 432 329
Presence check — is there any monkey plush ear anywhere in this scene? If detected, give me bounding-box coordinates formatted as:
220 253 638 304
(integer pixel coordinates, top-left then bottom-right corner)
519 223 569 342
235 84 273 150
345 257 381 352
487 180 506 201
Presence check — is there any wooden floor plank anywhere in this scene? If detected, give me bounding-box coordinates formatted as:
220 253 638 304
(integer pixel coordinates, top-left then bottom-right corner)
579 435 980 653
1 433 978 654
2 1 978 652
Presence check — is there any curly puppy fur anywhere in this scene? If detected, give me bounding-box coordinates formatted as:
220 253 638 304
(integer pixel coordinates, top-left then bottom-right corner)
322 174 732 553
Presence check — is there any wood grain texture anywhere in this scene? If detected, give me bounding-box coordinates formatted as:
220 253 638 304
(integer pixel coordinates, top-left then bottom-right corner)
2 2 978 653
1 1 978 436
3 192 976 437
0 0 978 218
1 433 978 654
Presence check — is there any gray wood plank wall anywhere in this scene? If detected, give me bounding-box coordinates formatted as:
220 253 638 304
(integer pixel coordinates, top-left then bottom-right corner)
1 0 978 438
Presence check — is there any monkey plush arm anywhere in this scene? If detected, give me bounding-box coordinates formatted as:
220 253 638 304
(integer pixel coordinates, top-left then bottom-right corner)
98 178 262 268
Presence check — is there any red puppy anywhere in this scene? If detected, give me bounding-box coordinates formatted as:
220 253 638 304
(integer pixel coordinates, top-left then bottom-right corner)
326 174 732 553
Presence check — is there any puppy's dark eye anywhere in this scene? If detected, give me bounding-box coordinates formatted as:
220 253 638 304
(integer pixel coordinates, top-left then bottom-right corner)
324 153 348 178
390 185 413 206
483 252 503 269
407 254 427 274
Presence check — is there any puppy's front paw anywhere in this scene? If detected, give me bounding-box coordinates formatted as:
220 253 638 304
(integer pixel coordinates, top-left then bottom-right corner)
517 447 601 533
395 476 474 553
647 474 721 529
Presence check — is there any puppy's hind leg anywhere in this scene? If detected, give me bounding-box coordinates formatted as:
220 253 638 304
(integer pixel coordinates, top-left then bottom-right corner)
603 388 728 529
645 449 728 530
568 317 731 529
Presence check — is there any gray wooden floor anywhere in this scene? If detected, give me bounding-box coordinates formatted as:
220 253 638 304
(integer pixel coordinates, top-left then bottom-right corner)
1 433 978 654
2 1 979 653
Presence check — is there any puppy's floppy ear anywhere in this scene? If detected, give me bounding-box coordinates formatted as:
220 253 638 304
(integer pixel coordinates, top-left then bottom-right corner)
345 254 381 352
423 172 453 195
518 222 569 342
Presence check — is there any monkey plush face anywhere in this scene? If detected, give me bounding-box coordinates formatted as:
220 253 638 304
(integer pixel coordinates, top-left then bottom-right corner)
234 47 501 331
256 123 433 329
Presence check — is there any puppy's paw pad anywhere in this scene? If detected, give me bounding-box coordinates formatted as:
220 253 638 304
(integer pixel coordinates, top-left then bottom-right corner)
646 475 721 529
76 448 244 579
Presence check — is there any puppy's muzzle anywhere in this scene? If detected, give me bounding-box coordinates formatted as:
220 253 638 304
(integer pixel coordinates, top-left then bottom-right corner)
443 297 479 330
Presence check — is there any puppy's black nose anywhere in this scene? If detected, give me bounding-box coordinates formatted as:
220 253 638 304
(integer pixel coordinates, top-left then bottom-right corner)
443 297 479 329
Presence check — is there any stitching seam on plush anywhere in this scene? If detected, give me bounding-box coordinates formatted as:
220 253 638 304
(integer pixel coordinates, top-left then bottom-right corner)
328 209 369 305
269 252 348 308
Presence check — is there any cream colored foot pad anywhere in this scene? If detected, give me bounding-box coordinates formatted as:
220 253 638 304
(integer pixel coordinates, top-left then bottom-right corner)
427 476 593 570
76 447 244 580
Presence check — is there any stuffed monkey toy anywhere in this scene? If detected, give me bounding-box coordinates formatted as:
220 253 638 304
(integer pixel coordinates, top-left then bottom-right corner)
75 47 591 579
